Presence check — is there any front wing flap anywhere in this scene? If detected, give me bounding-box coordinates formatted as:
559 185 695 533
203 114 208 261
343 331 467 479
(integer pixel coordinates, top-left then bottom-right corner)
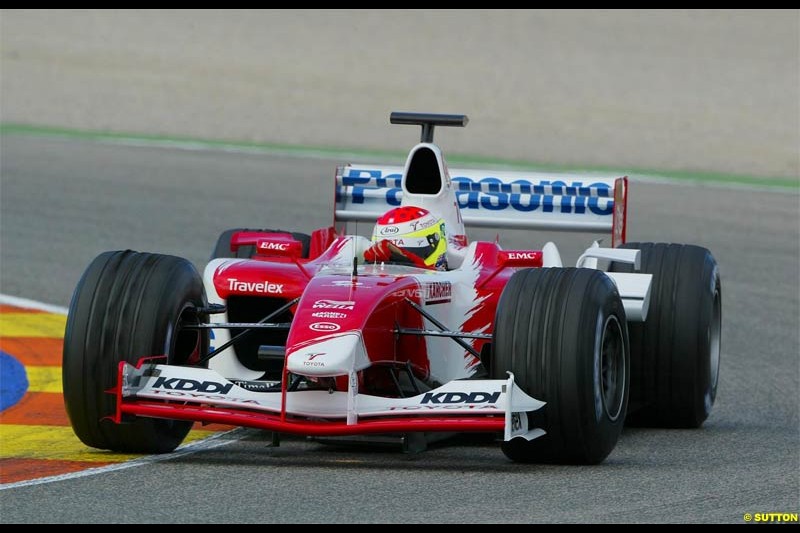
115 362 545 441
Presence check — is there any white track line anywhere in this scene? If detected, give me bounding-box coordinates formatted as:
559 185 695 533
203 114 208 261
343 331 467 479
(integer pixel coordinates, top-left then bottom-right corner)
64 133 799 194
0 293 247 490
0 294 69 315
106 136 379 165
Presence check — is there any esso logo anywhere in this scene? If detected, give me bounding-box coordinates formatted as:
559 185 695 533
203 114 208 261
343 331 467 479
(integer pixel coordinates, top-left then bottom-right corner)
309 322 341 332
379 226 399 235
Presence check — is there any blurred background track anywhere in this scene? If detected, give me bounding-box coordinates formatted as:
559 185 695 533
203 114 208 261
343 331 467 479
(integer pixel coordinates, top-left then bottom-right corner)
2 9 798 179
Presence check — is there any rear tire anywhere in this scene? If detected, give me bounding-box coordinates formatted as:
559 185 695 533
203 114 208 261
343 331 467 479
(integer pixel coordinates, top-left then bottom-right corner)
62 250 208 453
212 228 311 259
492 268 630 464
609 243 721 428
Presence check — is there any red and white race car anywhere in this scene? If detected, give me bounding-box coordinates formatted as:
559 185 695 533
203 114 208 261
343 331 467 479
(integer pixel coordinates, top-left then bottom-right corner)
62 113 721 464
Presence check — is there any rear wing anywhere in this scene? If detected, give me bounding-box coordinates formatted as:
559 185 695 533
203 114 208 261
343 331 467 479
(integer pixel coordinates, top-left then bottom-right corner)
334 165 628 247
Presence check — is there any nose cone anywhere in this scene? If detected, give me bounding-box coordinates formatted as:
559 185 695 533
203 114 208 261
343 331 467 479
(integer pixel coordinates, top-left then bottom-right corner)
286 333 369 377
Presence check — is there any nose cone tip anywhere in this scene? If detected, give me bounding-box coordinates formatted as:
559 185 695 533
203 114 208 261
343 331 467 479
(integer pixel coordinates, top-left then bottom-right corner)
286 333 364 377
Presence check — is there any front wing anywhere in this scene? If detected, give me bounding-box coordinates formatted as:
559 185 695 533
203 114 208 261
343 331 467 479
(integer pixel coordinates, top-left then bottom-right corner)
113 361 546 441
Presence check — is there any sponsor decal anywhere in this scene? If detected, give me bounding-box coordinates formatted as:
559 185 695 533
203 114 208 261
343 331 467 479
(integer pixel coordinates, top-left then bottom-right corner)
329 280 364 287
258 241 290 251
452 234 468 247
150 389 259 404
454 177 613 215
511 412 524 432
309 322 341 332
152 377 233 395
392 288 423 300
386 237 427 248
387 404 497 411
232 380 277 392
409 217 437 231
227 278 283 294
339 168 403 206
507 252 538 260
379 225 399 235
425 281 452 304
392 283 451 304
340 169 613 215
311 311 348 319
313 299 355 310
420 391 501 404
501 251 542 267
303 353 325 367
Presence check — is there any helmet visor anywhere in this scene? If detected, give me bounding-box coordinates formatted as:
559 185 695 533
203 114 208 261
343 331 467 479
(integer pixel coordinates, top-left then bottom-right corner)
402 232 441 261
402 243 436 261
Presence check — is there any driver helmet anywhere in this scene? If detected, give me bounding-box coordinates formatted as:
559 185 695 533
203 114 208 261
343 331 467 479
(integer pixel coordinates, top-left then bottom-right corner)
372 206 447 270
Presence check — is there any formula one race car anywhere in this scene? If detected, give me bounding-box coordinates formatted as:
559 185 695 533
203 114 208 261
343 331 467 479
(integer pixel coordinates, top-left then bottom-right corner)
62 112 721 464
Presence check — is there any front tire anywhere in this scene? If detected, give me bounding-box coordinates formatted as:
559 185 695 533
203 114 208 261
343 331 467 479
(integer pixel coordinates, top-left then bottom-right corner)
610 243 721 428
492 268 630 464
62 250 208 453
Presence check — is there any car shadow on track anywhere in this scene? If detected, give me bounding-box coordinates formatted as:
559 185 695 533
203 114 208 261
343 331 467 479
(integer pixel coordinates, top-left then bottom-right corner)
167 430 631 473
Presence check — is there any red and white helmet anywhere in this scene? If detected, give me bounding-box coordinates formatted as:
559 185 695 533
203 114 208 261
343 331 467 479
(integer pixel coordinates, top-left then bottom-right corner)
372 206 448 269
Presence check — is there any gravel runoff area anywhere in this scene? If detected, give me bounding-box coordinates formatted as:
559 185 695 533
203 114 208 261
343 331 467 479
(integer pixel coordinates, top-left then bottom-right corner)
1 9 798 179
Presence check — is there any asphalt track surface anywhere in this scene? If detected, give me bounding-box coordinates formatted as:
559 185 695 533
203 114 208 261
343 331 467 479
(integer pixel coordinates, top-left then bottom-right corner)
1 136 798 523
